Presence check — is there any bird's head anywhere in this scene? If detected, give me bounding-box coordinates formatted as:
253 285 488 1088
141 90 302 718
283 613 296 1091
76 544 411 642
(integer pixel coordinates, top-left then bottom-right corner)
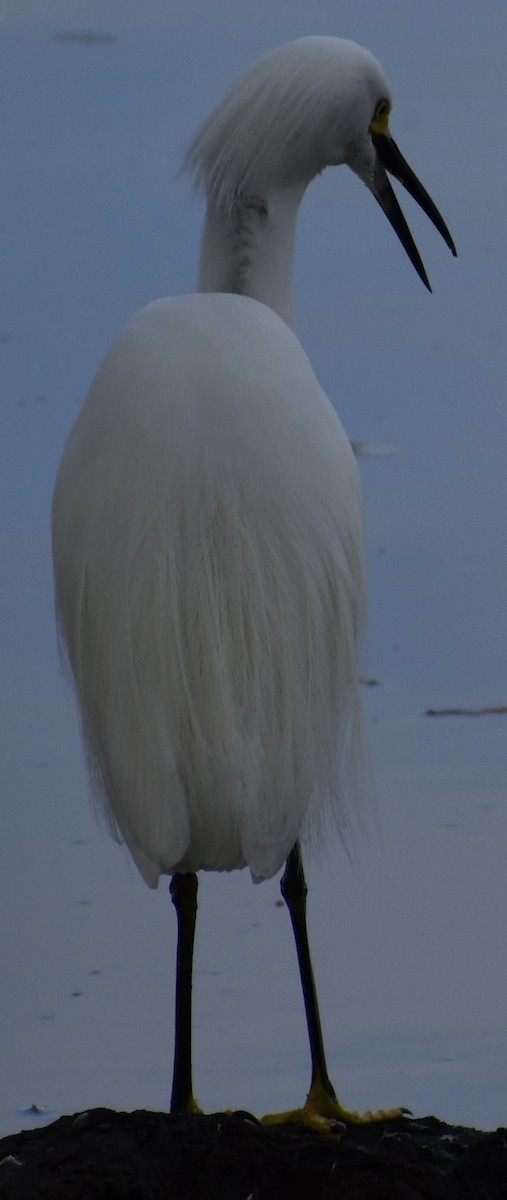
187 37 456 289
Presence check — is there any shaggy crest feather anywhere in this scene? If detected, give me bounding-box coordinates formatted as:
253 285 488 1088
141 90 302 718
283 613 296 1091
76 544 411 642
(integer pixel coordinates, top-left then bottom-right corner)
185 36 390 214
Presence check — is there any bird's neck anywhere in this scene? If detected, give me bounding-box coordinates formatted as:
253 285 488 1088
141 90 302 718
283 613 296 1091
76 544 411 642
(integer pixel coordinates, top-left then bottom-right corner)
196 185 306 330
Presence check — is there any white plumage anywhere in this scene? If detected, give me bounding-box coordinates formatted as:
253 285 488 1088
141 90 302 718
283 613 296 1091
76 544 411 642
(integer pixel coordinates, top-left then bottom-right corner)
54 292 363 885
52 36 454 1120
54 38 383 887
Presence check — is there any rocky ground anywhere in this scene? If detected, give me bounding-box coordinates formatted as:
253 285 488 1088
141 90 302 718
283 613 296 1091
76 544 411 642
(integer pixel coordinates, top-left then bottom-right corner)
1 1108 506 1199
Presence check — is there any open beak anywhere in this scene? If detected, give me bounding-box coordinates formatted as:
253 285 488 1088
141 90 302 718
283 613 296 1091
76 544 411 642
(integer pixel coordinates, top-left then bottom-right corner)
370 132 457 291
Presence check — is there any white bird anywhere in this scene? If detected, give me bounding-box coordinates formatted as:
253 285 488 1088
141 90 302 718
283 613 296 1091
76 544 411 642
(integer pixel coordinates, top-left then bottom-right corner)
52 37 455 1130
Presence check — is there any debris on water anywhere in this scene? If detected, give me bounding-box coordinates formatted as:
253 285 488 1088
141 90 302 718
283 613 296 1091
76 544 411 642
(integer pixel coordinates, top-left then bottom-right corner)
53 31 117 43
425 706 507 717
351 440 399 459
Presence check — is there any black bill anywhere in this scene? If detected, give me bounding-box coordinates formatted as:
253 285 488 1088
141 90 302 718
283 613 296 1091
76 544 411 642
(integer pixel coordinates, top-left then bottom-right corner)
370 132 457 292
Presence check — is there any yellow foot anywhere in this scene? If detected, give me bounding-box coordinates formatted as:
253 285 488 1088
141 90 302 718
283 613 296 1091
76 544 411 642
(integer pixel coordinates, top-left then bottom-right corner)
261 1079 409 1137
172 1095 202 1115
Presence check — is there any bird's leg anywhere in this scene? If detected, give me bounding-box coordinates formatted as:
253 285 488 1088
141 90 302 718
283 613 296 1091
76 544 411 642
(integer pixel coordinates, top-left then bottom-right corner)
169 871 201 1114
280 843 337 1103
261 843 406 1134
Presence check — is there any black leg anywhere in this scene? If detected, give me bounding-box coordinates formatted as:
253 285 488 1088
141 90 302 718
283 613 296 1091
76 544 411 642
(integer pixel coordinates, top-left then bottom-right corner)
281 843 336 1102
170 871 199 1113
262 843 405 1128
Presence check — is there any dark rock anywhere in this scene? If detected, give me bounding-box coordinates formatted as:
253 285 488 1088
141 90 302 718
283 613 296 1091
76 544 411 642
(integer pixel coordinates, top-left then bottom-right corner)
0 1108 506 1199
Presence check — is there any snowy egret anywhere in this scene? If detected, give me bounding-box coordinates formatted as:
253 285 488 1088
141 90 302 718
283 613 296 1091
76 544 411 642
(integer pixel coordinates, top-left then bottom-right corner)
52 37 455 1129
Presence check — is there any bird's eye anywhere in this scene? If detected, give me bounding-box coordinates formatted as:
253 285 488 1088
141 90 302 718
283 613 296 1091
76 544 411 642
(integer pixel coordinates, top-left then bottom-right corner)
370 99 390 136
